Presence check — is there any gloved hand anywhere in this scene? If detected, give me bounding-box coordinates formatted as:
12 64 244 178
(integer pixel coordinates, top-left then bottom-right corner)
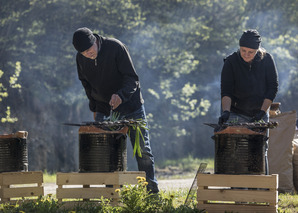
218 111 230 125
250 110 266 122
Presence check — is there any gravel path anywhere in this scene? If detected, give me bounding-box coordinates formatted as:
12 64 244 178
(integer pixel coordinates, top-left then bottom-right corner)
43 178 194 195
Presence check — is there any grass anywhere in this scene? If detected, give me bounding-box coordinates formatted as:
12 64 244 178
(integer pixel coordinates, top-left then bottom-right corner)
156 156 214 171
155 156 214 179
43 171 56 183
278 193 298 212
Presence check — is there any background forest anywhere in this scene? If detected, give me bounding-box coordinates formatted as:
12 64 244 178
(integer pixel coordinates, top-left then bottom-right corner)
0 0 297 172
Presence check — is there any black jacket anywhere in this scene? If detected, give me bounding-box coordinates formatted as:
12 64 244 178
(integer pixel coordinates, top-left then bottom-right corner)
221 50 278 117
76 34 143 115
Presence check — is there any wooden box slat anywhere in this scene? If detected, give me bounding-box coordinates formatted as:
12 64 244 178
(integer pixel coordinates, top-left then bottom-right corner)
2 187 43 198
197 188 277 203
57 171 144 185
57 188 117 199
1 171 43 185
197 174 278 188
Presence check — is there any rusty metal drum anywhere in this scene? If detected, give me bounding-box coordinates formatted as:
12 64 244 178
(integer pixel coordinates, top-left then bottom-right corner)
78 126 128 172
0 131 28 172
212 125 268 175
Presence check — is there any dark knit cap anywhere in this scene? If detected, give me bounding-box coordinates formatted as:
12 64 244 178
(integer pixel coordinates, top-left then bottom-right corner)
72 27 96 52
239 29 261 49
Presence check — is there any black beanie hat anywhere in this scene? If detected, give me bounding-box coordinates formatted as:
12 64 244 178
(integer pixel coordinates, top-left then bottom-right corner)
239 29 261 49
72 27 96 52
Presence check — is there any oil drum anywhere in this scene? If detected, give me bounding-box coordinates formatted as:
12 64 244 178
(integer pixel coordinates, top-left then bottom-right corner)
214 129 267 175
79 126 127 172
0 131 28 172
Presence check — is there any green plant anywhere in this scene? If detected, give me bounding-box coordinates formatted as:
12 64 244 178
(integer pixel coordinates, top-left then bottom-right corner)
108 111 147 158
278 193 298 213
109 111 121 122
43 171 56 183
127 119 148 158
116 176 205 213
116 176 161 212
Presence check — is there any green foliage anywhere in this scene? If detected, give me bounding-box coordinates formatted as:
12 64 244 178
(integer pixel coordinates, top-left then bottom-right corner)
157 156 214 171
0 195 63 213
1 106 18 123
127 119 148 158
0 62 21 123
116 176 204 213
278 193 298 213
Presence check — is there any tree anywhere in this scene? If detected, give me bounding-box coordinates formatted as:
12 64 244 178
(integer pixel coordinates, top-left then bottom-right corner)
0 62 21 124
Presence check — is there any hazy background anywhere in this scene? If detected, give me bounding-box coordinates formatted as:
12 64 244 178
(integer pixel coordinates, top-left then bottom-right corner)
0 0 297 172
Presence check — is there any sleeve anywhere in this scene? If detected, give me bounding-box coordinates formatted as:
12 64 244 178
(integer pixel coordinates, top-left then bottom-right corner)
76 55 96 112
264 54 278 101
115 43 139 103
220 58 234 99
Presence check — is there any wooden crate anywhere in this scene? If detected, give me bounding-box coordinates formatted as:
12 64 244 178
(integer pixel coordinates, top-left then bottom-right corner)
56 171 145 207
0 171 44 203
197 174 278 213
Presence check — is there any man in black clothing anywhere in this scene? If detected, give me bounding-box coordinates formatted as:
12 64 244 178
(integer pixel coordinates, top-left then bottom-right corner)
218 29 279 174
72 27 159 193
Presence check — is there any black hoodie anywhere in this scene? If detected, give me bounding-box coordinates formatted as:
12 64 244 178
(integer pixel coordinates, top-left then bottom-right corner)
76 34 143 115
220 50 278 117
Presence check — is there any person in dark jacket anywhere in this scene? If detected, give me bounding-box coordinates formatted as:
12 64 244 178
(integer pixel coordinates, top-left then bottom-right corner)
218 29 278 174
72 27 159 193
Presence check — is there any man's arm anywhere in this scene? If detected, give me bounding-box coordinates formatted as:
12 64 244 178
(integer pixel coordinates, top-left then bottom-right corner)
261 98 272 112
221 96 231 112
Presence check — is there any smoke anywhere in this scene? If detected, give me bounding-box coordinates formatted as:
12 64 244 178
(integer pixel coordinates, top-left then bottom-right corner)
245 9 298 110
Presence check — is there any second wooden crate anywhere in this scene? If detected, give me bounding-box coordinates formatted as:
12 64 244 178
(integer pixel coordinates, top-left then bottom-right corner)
0 171 44 203
197 174 278 213
56 171 145 207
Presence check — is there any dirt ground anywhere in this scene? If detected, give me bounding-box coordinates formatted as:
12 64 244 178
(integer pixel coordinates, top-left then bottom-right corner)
43 178 194 196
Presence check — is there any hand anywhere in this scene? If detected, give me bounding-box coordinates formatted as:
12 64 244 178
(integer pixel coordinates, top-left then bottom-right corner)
109 94 122 110
250 110 266 122
218 111 230 125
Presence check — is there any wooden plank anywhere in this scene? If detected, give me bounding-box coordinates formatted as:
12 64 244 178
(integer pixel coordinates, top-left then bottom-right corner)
57 172 145 185
118 172 145 184
57 172 121 185
2 187 43 198
0 185 9 202
56 188 118 199
1 171 43 185
197 174 278 189
198 203 277 213
197 188 277 203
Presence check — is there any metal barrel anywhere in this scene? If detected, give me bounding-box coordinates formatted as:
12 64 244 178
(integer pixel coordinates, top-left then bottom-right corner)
214 133 267 175
79 133 127 172
0 132 28 173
